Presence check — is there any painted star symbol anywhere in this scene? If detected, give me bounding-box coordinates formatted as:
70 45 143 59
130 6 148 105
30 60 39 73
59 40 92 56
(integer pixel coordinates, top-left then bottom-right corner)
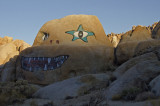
65 25 95 42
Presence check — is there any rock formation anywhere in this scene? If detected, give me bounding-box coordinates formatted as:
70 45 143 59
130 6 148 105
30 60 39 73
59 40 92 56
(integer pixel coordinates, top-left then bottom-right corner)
107 32 123 47
0 37 30 65
0 36 13 46
0 37 30 82
33 15 112 46
0 15 160 106
16 15 114 85
113 22 160 64
152 21 160 38
33 74 110 101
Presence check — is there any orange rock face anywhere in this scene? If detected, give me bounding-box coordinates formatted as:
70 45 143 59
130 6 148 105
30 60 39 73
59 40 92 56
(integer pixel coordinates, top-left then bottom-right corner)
33 15 112 47
16 45 114 84
16 15 114 85
152 21 160 39
120 25 152 43
0 37 31 65
0 36 13 46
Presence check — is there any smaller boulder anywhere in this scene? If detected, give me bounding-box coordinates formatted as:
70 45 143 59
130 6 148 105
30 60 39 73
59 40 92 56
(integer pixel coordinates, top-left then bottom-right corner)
149 75 160 96
106 59 160 100
113 52 158 78
0 36 13 46
33 74 110 101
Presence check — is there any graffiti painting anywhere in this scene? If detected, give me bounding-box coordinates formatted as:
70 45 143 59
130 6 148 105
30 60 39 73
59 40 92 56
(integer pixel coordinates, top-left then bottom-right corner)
65 25 95 42
21 55 69 72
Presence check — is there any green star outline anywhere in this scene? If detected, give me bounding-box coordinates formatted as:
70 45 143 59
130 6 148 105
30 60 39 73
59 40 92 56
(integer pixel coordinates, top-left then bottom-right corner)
65 25 95 42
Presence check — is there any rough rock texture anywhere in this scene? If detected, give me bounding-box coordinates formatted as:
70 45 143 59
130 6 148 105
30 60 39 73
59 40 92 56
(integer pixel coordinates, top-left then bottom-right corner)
33 74 110 101
16 15 114 85
0 43 18 65
149 75 160 96
12 40 31 52
115 25 155 64
152 21 160 39
107 32 123 47
134 39 160 56
0 38 30 82
16 45 114 84
0 56 17 82
113 53 158 79
120 25 152 43
116 39 160 64
115 41 139 64
0 36 13 46
33 15 112 47
0 38 30 65
106 59 160 99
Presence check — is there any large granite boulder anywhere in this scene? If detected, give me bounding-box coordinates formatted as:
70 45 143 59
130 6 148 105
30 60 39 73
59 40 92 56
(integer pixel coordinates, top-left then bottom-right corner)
120 25 152 43
16 45 114 84
115 25 154 64
116 39 160 64
0 36 13 46
107 32 122 48
152 21 160 39
16 15 114 85
0 39 30 82
33 74 110 101
134 39 160 56
33 15 112 46
1 55 18 82
0 43 19 65
106 58 160 99
113 52 158 79
116 41 139 64
0 39 30 65
149 75 160 96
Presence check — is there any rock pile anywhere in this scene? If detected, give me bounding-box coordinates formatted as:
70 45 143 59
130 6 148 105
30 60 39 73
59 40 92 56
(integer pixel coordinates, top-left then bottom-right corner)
16 15 114 85
0 15 160 106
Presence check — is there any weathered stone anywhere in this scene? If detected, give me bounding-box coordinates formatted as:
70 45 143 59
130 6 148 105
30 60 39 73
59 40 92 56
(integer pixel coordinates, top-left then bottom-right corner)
115 25 154 64
107 33 122 47
116 41 139 64
0 43 18 65
0 39 30 82
149 75 160 96
0 36 13 46
33 74 110 101
1 55 18 82
113 53 158 78
134 39 160 56
120 25 152 43
33 15 112 47
16 45 114 84
12 39 31 52
0 39 30 65
116 39 160 64
16 15 114 85
106 59 160 100
152 21 160 39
